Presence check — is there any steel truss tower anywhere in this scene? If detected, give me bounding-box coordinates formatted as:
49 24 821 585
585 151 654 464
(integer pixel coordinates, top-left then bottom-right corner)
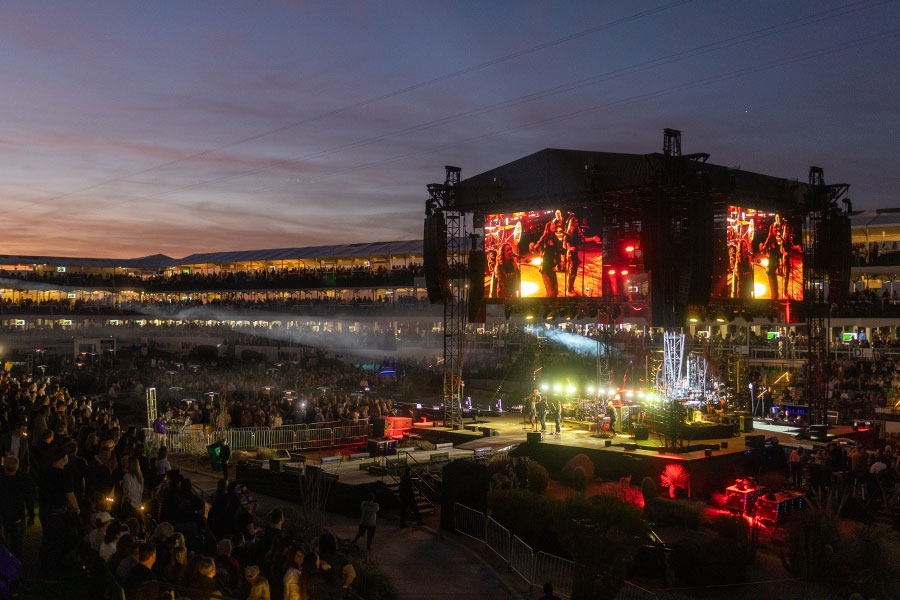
427 166 467 430
804 166 849 426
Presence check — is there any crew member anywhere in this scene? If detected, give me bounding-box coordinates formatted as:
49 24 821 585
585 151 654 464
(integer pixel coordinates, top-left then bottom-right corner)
606 401 617 435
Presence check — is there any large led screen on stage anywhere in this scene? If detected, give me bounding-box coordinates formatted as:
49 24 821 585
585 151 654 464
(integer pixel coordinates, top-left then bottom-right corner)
484 209 603 300
719 206 803 300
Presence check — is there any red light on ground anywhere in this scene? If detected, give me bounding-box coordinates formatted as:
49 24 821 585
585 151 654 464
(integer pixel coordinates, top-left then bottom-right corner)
620 270 629 275
625 245 635 252
607 269 616 275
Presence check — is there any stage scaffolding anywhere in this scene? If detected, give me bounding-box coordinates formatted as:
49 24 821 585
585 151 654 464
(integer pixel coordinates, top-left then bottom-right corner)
427 166 468 431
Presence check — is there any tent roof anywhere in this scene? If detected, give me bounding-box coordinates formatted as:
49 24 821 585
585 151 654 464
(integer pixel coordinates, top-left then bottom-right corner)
0 241 423 270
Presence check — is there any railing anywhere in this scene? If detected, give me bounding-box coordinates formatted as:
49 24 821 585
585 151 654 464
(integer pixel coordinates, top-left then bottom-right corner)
453 503 657 600
143 419 372 455
534 551 577 599
453 503 485 542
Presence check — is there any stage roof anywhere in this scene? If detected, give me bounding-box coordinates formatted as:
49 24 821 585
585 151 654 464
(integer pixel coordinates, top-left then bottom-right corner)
454 148 810 212
0 240 423 270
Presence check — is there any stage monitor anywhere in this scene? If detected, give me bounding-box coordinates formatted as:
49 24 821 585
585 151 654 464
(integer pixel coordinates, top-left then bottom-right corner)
715 206 803 301
483 208 604 301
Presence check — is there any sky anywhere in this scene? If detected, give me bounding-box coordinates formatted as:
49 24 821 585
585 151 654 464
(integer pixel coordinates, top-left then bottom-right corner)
1 0 898 258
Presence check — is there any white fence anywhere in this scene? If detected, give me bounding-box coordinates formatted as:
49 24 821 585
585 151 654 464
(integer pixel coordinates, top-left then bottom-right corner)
453 503 657 600
144 420 372 455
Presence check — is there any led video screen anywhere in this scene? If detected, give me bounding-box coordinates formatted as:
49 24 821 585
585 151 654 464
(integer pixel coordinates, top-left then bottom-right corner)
484 209 603 300
720 206 803 300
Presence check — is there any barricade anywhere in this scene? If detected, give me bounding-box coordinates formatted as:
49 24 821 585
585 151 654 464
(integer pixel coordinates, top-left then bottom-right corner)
308 420 341 430
297 427 333 449
614 582 659 600
485 517 511 563
165 428 208 455
333 423 373 446
453 503 485 542
533 551 576 599
509 535 534 585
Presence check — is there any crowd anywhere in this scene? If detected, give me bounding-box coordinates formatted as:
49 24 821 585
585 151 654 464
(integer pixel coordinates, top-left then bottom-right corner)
0 364 368 599
788 440 900 506
0 264 423 294
0 294 435 317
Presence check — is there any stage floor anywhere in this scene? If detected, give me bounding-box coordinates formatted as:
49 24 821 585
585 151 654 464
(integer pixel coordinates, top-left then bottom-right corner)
416 413 857 460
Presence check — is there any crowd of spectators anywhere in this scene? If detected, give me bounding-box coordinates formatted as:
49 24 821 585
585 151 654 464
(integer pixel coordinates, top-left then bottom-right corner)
0 358 383 599
789 440 900 506
852 241 900 267
0 294 434 317
0 264 423 293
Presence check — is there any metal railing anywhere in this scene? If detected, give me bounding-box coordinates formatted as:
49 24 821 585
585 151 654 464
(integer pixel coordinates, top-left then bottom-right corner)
534 551 577 599
453 503 485 542
453 503 656 600
509 534 534 586
143 418 372 455
485 517 511 563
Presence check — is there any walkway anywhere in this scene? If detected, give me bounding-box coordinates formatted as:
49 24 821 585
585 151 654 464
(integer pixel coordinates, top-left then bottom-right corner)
172 457 525 600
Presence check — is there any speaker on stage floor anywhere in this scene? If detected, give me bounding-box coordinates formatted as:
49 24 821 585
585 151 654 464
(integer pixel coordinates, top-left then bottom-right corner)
740 415 754 433
527 432 543 443
633 425 649 441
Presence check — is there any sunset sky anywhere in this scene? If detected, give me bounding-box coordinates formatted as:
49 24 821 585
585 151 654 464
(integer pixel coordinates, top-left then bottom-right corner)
1 0 898 258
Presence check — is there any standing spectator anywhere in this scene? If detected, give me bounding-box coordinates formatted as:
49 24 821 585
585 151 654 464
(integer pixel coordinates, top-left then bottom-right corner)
154 446 172 481
283 545 305 600
0 420 30 475
123 542 158 600
352 493 380 549
39 446 79 570
0 455 33 560
122 455 144 524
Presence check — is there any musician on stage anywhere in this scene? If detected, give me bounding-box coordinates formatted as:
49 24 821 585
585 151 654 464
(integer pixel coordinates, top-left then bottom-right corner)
606 401 617 435
549 396 562 435
529 211 565 297
525 390 538 431
492 242 520 302
563 216 601 296
536 393 549 433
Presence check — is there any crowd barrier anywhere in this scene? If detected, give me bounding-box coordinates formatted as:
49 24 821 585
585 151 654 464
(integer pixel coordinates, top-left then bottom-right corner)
453 503 657 600
144 419 372 455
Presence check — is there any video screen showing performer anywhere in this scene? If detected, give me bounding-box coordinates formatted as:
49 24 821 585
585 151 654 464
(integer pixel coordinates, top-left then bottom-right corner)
484 209 603 300
721 206 802 300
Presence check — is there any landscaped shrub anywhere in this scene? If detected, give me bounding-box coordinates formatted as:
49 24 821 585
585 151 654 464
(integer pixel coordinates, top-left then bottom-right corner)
527 461 549 494
782 508 840 579
560 454 595 490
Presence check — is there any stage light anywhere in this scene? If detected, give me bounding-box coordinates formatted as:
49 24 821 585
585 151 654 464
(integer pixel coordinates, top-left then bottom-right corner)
530 257 543 266
626 391 634 398
625 245 635 253
638 391 646 399
754 282 767 298
620 270 629 276
689 318 698 323
566 385 576 395
761 258 769 268
586 385 595 394
553 384 562 393
540 383 549 391
607 268 616 275
525 315 534 320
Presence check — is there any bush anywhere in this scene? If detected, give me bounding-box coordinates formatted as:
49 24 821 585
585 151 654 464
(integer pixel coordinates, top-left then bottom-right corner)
560 454 594 490
527 461 549 494
782 508 840 579
841 525 900 598
645 498 705 529
640 477 658 507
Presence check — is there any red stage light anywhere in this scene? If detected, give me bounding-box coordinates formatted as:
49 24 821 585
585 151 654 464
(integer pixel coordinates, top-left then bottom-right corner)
625 245 635 253
607 269 616 275
620 269 629 275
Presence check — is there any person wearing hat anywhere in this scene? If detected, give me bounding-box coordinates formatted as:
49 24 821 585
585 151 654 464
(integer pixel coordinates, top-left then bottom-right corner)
84 511 113 552
245 565 271 600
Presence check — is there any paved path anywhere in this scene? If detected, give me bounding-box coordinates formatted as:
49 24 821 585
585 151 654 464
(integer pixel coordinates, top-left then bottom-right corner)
173 457 526 600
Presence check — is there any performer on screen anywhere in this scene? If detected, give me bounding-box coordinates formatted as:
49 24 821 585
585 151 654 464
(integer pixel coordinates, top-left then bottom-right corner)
529 211 564 297
760 215 785 299
492 242 520 302
563 216 601 296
